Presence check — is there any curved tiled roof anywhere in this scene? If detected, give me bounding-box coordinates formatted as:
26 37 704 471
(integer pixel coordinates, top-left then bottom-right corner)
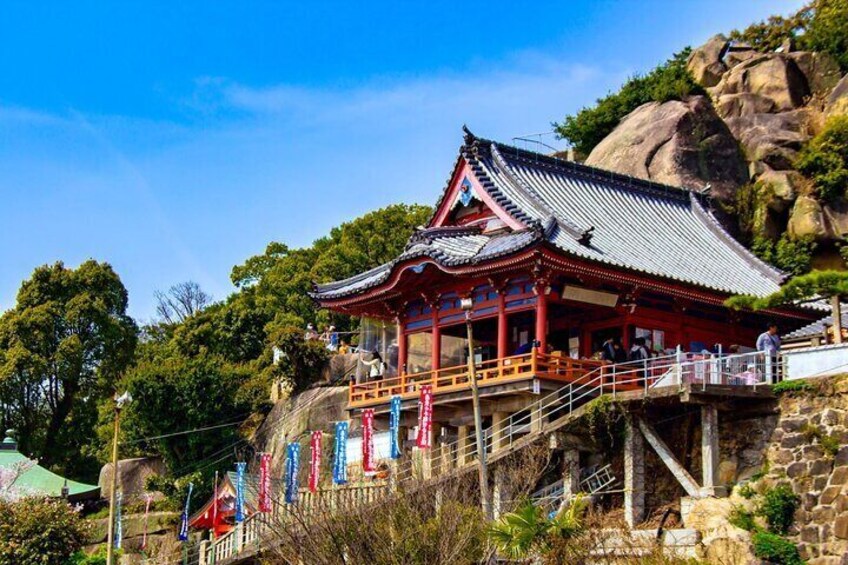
312 131 786 301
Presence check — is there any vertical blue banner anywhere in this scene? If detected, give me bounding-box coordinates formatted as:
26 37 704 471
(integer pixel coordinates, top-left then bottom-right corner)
235 462 246 523
114 492 123 548
285 442 301 504
389 395 402 460
333 421 348 485
178 482 193 541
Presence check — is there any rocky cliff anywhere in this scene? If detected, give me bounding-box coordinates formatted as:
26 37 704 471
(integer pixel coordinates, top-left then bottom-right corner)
584 34 848 268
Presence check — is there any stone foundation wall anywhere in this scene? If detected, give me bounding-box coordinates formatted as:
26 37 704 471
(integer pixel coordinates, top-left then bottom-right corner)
764 378 848 563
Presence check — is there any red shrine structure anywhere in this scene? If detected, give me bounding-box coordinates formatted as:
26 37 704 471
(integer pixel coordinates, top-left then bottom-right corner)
311 128 816 419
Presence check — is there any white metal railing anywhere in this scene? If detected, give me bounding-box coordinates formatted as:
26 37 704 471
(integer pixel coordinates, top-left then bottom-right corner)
176 349 777 565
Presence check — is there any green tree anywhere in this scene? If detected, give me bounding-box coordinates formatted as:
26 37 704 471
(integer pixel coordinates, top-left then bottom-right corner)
797 116 848 202
802 0 848 71
554 49 704 156
0 497 92 565
110 343 259 476
0 261 137 479
486 497 587 561
729 9 811 52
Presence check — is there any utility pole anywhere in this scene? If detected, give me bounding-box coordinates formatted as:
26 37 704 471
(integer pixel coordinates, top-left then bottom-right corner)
461 297 492 520
106 392 132 565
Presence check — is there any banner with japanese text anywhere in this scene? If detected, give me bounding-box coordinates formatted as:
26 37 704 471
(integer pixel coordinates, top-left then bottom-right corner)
362 408 376 474
389 395 402 459
235 462 246 523
259 453 272 512
309 431 322 493
178 482 193 541
285 442 300 504
333 421 348 485
415 385 433 449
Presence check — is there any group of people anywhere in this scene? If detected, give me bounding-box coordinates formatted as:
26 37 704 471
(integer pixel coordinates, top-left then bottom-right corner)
305 323 351 353
598 336 652 363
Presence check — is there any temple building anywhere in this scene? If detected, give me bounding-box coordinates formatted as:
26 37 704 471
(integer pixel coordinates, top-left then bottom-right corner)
311 129 816 423
0 430 99 501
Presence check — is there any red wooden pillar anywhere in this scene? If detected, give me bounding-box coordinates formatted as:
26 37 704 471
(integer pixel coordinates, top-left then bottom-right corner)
497 293 508 359
431 310 441 372
397 320 407 375
535 292 548 353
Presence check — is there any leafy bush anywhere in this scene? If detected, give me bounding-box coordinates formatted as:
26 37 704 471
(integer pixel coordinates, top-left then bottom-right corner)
750 234 817 276
802 0 848 72
729 9 810 52
738 483 757 499
730 1 848 72
752 531 804 565
772 379 813 394
554 49 704 156
800 422 840 457
797 116 848 202
66 548 115 565
757 484 800 535
0 497 92 565
729 505 757 531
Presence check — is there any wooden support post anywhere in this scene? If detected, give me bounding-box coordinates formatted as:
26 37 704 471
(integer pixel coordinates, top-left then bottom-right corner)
426 423 442 478
624 416 645 528
832 295 843 344
701 405 722 496
457 425 471 466
637 418 702 498
535 292 548 353
492 412 509 452
432 311 441 372
397 320 407 375
199 541 208 565
497 293 508 359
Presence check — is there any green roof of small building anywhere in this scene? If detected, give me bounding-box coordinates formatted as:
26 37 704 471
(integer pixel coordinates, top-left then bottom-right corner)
0 431 99 501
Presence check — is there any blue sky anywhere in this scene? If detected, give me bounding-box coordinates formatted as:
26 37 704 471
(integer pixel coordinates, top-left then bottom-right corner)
0 1 805 321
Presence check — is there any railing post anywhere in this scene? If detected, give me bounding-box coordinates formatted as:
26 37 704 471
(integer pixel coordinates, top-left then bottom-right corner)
612 364 617 399
643 358 649 394
199 540 208 565
235 522 244 552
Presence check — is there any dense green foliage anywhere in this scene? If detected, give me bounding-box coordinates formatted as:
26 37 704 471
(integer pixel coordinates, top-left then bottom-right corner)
486 497 587 560
0 497 92 565
727 269 848 310
772 379 814 394
553 49 704 156
752 531 805 565
731 0 848 72
757 484 800 535
750 234 817 277
0 261 137 480
797 116 848 202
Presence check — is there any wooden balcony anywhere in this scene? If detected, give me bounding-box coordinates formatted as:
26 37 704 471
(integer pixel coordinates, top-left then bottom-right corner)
348 351 616 409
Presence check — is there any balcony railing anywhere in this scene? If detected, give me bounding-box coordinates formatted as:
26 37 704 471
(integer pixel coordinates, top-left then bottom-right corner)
348 351 609 408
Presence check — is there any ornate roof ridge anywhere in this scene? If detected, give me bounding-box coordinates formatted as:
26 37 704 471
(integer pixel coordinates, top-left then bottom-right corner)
406 225 482 247
463 127 697 203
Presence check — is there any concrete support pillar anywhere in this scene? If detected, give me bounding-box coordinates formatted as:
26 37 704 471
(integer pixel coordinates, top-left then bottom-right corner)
530 400 543 433
492 467 509 519
624 417 645 528
562 448 580 500
418 423 441 479
492 412 509 452
199 540 209 565
457 425 471 466
701 405 720 496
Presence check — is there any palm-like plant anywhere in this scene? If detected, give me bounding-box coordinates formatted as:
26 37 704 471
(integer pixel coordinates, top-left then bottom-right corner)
486 495 588 561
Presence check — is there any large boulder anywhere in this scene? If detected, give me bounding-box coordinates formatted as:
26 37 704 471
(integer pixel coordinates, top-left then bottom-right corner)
827 74 848 116
789 51 842 96
788 195 827 239
822 198 848 240
584 96 747 200
713 53 810 117
724 110 810 171
687 34 729 87
99 456 167 501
